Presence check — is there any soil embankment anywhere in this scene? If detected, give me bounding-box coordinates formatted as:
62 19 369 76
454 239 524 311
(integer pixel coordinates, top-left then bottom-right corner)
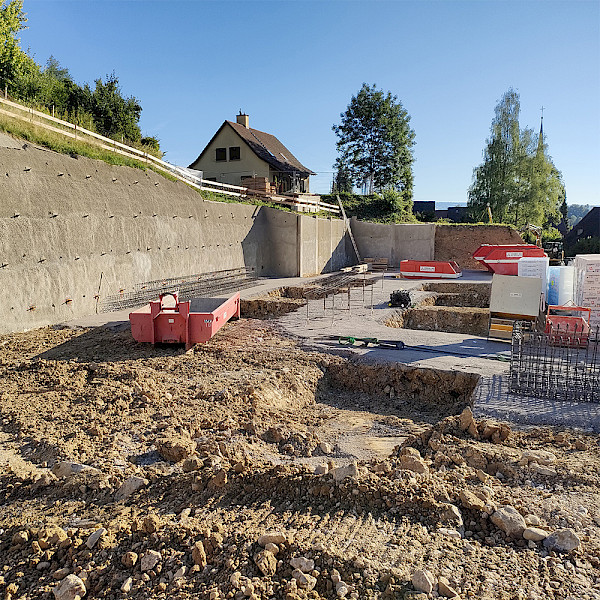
435 225 524 270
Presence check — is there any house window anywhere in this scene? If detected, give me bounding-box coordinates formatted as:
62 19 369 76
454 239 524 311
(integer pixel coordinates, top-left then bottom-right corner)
229 146 241 161
215 147 226 162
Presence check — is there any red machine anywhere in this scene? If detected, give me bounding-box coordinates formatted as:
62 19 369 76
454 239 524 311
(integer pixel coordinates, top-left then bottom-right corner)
129 292 240 349
544 305 591 348
473 244 547 275
399 260 462 279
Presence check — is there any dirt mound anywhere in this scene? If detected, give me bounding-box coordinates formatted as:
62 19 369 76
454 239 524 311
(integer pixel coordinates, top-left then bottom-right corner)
1 320 599 599
435 225 523 270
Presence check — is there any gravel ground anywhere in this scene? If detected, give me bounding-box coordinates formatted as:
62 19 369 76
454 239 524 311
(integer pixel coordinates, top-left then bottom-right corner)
1 273 599 600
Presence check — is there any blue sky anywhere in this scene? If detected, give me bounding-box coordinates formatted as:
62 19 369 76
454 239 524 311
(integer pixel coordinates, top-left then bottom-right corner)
17 0 600 206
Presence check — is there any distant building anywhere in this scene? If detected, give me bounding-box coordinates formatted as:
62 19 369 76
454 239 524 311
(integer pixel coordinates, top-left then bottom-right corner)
189 113 315 194
413 201 435 216
413 201 467 223
564 207 600 246
448 206 468 222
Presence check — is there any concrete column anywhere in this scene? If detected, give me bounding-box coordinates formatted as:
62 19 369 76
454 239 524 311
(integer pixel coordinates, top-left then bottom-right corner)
297 213 303 277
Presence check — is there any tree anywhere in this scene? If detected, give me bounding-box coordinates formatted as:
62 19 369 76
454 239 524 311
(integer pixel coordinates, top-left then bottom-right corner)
91 73 142 141
332 83 415 198
332 159 353 193
0 0 28 90
468 89 565 229
567 204 592 230
1 3 158 150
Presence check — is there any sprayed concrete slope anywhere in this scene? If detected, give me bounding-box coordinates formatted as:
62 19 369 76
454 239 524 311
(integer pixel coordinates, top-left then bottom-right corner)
0 136 351 333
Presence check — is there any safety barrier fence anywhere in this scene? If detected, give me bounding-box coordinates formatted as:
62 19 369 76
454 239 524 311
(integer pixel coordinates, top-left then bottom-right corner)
510 322 600 402
0 96 339 214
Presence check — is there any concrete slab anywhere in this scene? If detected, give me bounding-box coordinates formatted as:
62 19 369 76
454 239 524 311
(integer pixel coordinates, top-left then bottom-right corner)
473 374 600 433
275 269 508 378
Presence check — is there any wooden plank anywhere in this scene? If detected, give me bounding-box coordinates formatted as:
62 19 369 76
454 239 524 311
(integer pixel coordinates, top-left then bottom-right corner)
337 195 361 263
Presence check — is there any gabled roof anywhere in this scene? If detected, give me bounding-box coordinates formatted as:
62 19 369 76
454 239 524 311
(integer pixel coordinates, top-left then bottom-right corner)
189 120 316 176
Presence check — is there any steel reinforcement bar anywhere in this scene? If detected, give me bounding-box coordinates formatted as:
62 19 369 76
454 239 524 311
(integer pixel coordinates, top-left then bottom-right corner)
100 267 258 312
509 322 600 402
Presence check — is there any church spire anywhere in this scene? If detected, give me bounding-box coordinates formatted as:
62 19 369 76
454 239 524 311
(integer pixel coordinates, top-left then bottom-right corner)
537 105 545 156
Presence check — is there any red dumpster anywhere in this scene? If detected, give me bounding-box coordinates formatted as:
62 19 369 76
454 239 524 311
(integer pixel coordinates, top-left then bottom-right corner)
544 305 591 348
399 260 462 279
129 292 240 349
473 244 546 275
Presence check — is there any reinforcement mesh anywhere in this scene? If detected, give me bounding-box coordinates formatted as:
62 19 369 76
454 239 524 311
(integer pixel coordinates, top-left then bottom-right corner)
510 322 600 402
100 267 257 312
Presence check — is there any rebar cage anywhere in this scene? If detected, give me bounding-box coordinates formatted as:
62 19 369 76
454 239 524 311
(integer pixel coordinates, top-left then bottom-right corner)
100 267 257 312
510 321 600 402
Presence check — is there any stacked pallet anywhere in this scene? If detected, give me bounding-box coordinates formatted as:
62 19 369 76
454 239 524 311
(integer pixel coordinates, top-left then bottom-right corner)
362 257 389 272
243 177 273 194
573 254 600 329
574 255 600 328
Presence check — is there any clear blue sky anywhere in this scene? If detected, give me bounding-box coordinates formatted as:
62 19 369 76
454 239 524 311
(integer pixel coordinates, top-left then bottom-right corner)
17 0 600 206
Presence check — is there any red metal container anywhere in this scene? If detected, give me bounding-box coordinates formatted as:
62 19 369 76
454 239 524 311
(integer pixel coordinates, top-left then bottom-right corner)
473 244 546 275
399 260 462 279
544 305 591 347
129 292 240 349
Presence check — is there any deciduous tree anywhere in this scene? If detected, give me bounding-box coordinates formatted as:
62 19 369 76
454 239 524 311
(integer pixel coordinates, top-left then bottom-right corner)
468 89 565 229
0 0 28 90
333 83 415 198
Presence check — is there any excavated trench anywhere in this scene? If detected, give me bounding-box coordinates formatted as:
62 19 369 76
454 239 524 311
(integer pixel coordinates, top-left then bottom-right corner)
386 282 492 336
324 360 479 417
241 276 373 319
241 287 306 319
238 280 481 429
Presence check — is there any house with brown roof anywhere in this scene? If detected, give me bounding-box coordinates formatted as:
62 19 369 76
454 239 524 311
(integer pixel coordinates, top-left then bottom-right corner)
188 112 315 194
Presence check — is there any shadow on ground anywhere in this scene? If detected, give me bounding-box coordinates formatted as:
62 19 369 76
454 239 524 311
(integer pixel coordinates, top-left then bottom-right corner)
36 324 189 362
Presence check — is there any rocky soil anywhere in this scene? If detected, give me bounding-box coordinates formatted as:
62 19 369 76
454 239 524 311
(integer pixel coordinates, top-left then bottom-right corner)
1 318 599 600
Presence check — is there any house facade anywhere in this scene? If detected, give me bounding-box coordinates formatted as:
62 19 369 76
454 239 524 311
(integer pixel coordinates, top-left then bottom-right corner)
188 113 315 194
565 207 600 247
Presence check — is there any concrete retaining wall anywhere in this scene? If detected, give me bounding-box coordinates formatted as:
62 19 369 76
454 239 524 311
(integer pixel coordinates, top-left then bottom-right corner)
0 136 516 335
0 141 352 333
350 218 436 266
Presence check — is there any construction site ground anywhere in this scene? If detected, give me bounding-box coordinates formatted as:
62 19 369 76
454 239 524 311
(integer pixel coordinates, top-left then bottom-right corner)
1 269 600 600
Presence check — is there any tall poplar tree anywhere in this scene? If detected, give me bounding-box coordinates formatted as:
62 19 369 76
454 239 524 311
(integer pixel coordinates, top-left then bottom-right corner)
468 89 565 228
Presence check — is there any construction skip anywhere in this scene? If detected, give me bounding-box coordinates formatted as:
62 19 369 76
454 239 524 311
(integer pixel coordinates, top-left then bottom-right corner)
129 292 240 349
